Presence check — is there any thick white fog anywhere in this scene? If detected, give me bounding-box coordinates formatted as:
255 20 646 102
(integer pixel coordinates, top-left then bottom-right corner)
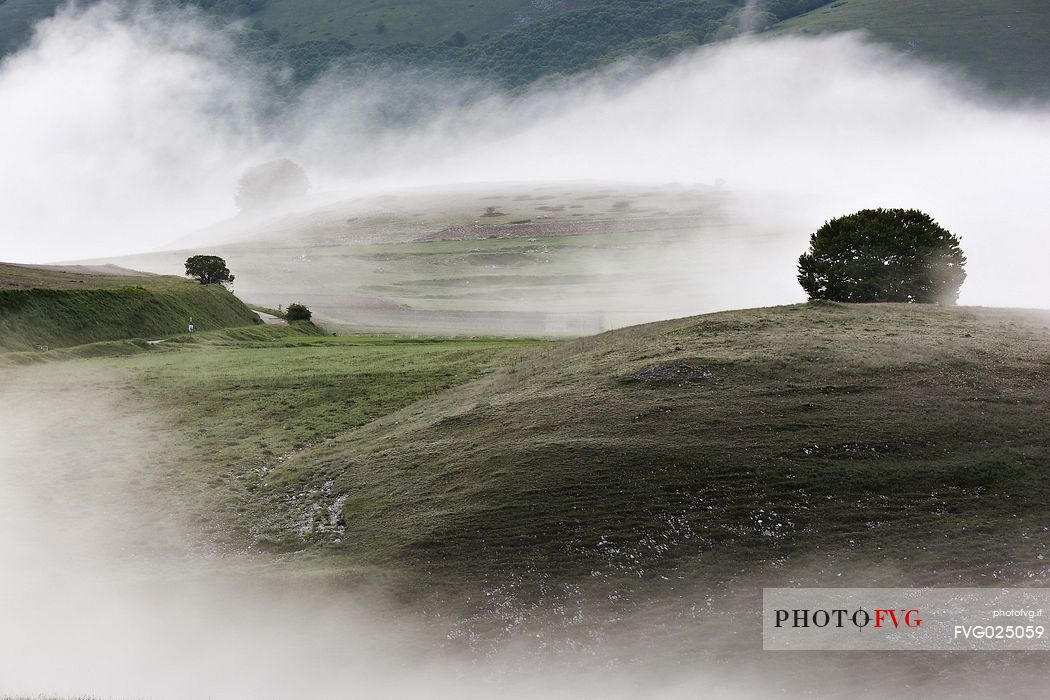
1 2 1049 306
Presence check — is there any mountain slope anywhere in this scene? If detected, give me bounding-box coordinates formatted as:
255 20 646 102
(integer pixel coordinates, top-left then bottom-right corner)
0 0 829 85
247 0 753 84
6 1 1045 97
775 0 1050 98
0 0 64 54
252 0 580 49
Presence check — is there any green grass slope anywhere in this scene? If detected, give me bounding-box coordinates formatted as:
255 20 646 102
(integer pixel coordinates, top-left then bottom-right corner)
775 0 1050 98
47 333 544 554
239 302 1050 615
0 263 260 352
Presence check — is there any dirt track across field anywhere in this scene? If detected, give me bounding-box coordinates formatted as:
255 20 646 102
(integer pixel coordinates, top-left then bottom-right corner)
416 214 709 242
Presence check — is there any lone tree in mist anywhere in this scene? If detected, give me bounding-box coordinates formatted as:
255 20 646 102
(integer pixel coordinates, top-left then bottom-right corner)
185 255 235 286
235 158 310 213
797 208 967 304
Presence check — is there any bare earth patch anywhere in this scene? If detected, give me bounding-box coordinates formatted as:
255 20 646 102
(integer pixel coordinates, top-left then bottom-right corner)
629 359 714 383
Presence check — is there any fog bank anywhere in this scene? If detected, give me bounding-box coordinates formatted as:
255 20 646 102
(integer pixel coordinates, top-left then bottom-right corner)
0 2 1048 309
0 365 776 699
4 364 1049 699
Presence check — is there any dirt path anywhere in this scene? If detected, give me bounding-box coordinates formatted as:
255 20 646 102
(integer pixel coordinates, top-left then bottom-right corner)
143 311 284 345
417 214 710 241
255 311 288 326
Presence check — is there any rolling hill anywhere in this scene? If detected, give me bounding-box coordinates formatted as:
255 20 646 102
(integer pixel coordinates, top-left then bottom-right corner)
261 302 1050 599
3 302 1047 700
97 182 792 337
0 262 261 352
64 299 1043 637
7 297 1047 638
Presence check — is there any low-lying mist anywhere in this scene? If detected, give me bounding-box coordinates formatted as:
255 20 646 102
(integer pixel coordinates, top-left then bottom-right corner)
4 364 1046 699
1 2 1048 309
6 6 1050 697
0 365 841 699
0 367 644 699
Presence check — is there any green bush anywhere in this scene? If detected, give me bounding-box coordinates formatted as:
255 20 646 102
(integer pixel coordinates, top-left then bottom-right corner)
286 303 313 322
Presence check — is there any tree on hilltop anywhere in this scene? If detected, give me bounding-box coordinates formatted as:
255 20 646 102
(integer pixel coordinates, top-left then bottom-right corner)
185 255 235 286
797 208 966 304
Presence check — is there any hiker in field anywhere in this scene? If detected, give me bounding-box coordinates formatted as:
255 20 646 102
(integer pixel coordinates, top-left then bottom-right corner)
188 322 194 333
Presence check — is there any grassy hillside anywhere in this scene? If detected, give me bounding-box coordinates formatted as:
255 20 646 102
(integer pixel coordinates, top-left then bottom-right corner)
0 331 543 553
4 300 1050 678
207 302 1050 622
775 0 1050 98
0 263 260 352
27 300 1044 611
